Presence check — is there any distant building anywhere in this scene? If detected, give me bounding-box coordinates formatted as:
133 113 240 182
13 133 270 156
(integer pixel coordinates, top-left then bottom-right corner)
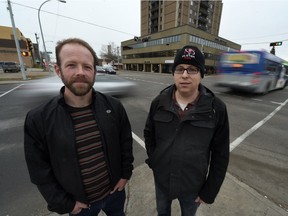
0 25 39 68
141 0 222 36
121 0 241 74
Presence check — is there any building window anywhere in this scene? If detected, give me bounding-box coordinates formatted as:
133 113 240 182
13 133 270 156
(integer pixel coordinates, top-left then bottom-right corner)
189 35 237 52
128 35 181 49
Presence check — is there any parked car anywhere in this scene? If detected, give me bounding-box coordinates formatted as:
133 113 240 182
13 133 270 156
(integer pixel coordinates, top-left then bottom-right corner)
2 61 21 73
96 65 106 74
0 61 5 70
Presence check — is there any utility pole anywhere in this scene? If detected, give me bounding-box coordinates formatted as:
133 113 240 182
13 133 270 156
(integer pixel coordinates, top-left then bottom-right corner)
117 46 120 69
7 0 27 80
270 46 275 55
269 41 282 56
35 33 42 66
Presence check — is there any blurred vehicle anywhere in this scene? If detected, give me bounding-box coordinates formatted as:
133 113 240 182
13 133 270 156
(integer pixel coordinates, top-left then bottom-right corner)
96 65 106 74
215 50 288 94
94 73 135 95
2 61 20 73
19 73 137 97
103 65 117 75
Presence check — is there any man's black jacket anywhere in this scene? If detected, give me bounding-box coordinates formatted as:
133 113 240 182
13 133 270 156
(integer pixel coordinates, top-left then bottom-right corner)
24 88 134 214
144 84 229 203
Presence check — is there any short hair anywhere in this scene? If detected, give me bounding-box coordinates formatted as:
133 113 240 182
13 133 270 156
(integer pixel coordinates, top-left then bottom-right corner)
55 38 98 69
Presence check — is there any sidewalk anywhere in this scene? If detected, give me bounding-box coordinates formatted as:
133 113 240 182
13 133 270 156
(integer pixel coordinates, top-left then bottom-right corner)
0 68 52 83
124 164 288 216
47 163 287 216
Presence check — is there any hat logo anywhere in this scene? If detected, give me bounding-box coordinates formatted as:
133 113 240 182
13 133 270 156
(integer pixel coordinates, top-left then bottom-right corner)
182 48 196 60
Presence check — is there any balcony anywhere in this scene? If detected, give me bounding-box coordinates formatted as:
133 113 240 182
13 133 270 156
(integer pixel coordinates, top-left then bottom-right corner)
200 1 209 9
198 16 208 24
198 24 207 32
151 13 159 20
199 8 208 16
151 1 159 12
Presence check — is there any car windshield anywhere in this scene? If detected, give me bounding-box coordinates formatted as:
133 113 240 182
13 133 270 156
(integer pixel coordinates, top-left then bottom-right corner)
5 62 16 65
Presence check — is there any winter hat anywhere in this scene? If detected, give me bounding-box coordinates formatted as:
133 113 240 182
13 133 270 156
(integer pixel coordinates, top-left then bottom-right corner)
172 45 205 78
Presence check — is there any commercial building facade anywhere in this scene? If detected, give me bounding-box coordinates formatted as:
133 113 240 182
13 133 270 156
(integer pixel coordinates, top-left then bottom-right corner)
121 0 241 74
0 25 40 68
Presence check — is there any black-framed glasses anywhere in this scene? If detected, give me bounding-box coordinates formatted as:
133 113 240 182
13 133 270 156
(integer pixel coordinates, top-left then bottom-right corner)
174 66 199 75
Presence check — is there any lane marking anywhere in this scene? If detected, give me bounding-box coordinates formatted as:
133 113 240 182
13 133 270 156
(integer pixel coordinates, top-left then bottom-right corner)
270 101 283 105
124 77 169 86
132 132 146 149
230 98 288 152
0 84 24 98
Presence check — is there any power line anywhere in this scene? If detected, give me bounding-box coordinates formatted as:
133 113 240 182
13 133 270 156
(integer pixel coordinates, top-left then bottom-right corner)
10 1 136 37
241 39 288 46
231 32 288 41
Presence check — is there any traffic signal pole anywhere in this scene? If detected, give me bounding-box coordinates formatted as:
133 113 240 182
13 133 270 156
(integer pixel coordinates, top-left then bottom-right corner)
7 0 27 80
269 41 283 55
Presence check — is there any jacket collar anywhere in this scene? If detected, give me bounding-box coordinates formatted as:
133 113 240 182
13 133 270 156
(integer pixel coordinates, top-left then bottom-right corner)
57 86 97 106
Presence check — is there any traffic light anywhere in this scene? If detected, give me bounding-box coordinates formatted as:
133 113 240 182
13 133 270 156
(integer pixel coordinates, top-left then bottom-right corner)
27 40 33 51
270 41 282 46
22 51 29 56
134 36 139 41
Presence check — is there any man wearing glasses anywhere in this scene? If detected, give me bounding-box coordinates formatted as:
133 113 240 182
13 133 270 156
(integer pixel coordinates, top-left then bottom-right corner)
144 45 230 216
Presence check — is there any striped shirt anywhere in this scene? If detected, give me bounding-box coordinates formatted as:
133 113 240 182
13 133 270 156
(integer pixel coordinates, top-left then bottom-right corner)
68 105 111 203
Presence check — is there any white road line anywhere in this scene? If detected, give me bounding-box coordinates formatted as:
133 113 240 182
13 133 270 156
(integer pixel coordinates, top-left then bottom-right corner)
252 98 262 102
124 77 169 86
132 132 146 149
230 98 288 152
270 101 283 105
0 84 24 98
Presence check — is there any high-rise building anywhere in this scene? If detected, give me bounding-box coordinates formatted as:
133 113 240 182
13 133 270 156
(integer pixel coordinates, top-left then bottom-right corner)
141 0 222 36
121 0 241 74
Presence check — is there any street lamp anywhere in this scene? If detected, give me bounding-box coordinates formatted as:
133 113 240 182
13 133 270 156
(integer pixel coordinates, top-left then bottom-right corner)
38 0 66 72
45 41 54 63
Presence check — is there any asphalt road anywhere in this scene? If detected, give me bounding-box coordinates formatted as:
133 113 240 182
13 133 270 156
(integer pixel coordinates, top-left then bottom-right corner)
0 71 287 215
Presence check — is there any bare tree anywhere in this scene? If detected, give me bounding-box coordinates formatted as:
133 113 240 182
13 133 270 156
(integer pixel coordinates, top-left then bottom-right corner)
100 42 119 64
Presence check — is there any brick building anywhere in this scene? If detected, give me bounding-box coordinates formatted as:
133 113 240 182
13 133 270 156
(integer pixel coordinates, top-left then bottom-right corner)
0 25 39 68
121 0 241 74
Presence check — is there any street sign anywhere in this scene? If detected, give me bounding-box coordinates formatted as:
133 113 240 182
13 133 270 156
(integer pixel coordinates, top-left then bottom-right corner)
270 42 282 46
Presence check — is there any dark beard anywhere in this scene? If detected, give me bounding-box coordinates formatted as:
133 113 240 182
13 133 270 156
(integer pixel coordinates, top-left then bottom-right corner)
61 73 95 96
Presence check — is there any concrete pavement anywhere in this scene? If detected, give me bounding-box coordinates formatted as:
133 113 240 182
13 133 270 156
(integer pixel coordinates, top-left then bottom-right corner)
47 162 287 216
124 163 288 216
1 70 287 216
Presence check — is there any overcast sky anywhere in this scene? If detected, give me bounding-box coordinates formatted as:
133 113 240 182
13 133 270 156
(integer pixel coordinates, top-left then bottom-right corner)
1 0 287 60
